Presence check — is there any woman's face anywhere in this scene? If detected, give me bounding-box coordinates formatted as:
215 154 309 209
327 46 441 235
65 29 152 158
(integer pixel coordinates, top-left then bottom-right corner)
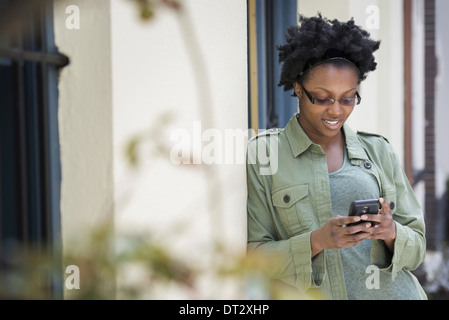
294 64 359 143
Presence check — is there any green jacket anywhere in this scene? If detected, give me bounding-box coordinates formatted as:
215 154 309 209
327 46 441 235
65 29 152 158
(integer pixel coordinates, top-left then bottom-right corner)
246 113 426 300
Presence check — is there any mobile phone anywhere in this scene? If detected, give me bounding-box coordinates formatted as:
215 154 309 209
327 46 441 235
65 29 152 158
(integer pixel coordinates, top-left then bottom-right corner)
347 199 380 226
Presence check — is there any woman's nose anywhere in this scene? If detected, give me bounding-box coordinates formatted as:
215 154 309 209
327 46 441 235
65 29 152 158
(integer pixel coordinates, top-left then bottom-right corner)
327 101 344 116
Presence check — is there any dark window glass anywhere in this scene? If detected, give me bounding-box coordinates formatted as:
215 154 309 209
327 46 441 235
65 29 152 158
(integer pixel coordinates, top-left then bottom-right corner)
0 0 68 299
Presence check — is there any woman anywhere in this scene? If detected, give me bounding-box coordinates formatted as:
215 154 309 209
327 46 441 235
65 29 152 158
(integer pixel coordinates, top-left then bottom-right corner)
246 14 427 300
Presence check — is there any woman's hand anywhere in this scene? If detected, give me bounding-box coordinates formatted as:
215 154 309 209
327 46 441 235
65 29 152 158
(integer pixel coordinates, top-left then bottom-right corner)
310 198 397 258
310 215 372 258
361 198 397 253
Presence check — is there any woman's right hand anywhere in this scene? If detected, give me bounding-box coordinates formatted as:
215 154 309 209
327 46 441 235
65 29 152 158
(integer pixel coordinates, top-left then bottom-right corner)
310 215 372 258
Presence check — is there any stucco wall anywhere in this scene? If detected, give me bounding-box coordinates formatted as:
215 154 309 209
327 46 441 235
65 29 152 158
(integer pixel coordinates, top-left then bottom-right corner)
55 0 248 299
54 0 115 298
111 0 249 299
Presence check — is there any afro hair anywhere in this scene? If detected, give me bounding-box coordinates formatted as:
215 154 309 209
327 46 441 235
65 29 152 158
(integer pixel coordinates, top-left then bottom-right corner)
277 14 381 93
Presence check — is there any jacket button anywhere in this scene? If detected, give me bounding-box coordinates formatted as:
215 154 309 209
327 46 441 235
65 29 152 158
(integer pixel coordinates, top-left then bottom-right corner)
364 161 372 169
390 202 395 210
283 195 290 203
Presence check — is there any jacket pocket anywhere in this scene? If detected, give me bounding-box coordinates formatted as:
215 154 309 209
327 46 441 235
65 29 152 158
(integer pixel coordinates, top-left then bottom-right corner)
272 184 313 236
382 188 397 215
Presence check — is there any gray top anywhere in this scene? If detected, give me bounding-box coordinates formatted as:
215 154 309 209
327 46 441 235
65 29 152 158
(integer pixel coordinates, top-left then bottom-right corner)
329 146 423 299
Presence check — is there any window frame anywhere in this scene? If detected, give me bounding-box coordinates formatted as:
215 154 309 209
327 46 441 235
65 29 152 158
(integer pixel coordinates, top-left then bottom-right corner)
0 0 68 299
248 0 298 131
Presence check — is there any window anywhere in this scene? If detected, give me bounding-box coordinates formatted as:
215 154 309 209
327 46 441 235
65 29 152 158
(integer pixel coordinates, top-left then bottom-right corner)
248 0 298 131
0 0 68 298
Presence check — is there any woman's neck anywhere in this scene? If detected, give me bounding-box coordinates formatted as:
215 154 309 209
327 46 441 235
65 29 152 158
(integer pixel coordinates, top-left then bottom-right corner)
298 116 344 152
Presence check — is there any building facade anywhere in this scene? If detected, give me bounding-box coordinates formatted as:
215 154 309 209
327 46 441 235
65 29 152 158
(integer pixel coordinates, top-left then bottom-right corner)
1 0 448 299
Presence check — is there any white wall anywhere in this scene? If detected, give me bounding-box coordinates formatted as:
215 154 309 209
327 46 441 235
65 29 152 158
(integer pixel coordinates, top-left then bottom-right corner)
297 0 405 163
110 0 249 298
54 0 248 299
55 0 114 237
53 0 115 298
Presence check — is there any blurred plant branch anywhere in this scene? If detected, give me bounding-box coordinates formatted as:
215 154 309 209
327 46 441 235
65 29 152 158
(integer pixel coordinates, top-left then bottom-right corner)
0 0 315 300
126 0 226 255
129 0 181 20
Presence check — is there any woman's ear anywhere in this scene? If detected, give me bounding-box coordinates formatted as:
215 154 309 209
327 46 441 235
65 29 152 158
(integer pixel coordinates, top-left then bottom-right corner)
293 82 302 98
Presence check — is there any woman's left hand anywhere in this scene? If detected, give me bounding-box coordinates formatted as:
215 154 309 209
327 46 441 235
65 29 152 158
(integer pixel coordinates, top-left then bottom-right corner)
361 198 396 252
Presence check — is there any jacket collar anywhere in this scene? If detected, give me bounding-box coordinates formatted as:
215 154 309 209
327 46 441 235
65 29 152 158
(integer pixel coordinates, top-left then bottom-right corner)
284 113 314 157
343 123 370 160
284 113 369 160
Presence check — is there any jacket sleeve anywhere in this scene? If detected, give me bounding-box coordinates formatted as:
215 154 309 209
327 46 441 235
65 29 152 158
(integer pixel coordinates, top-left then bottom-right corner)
246 139 325 291
370 142 426 280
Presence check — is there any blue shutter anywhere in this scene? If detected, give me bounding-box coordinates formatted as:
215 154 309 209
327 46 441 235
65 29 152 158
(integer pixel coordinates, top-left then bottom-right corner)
256 0 298 129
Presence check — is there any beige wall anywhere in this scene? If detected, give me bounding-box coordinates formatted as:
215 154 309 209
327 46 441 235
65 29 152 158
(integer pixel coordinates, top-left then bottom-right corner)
53 0 115 298
111 0 249 298
55 0 248 299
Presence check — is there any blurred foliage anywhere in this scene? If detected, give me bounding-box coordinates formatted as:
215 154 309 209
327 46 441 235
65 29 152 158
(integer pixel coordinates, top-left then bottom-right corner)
124 110 175 169
63 222 197 299
1 0 318 301
117 0 316 300
0 221 317 300
129 0 181 20
0 243 57 299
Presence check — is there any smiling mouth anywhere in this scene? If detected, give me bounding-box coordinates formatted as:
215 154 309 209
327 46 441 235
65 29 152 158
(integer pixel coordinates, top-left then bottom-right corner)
324 120 340 126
